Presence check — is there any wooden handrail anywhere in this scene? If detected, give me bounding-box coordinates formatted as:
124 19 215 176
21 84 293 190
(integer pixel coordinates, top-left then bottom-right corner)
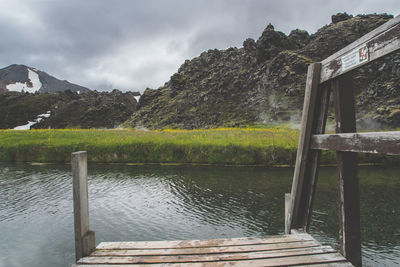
311 131 400 155
320 15 400 83
287 15 400 267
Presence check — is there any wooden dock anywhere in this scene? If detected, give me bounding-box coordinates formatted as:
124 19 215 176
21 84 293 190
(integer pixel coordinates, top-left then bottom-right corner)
71 16 400 267
72 232 353 266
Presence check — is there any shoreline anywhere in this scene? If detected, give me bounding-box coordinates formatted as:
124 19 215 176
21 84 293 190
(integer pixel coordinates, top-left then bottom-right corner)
1 161 397 168
1 128 398 166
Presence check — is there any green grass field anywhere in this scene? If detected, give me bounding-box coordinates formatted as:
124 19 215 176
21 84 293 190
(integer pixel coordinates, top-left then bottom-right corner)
0 128 397 165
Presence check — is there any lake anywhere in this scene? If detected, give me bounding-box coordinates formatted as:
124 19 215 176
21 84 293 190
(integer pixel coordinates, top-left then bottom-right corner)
0 163 399 267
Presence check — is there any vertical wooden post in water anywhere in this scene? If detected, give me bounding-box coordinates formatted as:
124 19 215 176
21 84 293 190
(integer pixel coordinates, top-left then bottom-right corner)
332 75 361 267
284 193 291 234
72 151 95 261
287 63 322 231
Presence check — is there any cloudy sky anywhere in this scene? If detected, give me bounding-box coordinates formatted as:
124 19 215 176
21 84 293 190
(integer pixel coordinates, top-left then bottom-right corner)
0 0 398 92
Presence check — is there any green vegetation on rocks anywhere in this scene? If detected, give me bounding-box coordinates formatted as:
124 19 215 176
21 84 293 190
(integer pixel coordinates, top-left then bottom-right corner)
125 13 400 130
0 90 139 129
1 14 399 131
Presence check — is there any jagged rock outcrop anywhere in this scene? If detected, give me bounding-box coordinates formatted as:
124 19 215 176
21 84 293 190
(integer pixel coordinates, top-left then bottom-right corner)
0 90 138 129
125 13 398 129
331 12 353 24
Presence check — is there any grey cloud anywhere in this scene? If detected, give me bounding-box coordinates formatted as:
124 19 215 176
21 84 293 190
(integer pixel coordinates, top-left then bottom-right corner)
0 0 398 92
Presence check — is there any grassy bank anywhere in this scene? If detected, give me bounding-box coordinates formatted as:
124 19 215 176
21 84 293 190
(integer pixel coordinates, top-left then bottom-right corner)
0 128 397 165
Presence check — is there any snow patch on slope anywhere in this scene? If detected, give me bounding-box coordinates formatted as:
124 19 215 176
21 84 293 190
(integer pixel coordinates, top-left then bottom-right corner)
6 69 42 93
6 81 26 92
28 69 42 91
13 121 37 130
14 111 51 130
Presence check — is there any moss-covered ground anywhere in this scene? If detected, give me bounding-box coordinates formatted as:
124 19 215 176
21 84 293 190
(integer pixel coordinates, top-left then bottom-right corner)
0 128 397 165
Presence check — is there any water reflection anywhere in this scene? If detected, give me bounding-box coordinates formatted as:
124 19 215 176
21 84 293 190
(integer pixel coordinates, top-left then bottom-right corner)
310 166 400 266
87 165 293 242
0 163 399 267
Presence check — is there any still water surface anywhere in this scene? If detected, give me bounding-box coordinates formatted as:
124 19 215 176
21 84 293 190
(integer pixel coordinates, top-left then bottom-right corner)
0 163 399 267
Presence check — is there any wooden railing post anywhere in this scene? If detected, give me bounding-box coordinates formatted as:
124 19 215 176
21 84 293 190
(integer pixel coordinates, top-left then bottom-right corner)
72 151 95 261
332 75 361 267
287 63 322 231
302 83 331 231
284 193 291 234
286 15 400 267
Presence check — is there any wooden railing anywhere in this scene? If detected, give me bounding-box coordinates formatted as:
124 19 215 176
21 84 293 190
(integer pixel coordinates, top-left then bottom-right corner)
285 15 400 267
69 16 400 265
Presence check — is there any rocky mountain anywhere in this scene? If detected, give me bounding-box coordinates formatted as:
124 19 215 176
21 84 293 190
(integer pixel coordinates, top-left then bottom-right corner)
124 13 400 129
0 65 141 129
0 64 90 93
0 90 138 129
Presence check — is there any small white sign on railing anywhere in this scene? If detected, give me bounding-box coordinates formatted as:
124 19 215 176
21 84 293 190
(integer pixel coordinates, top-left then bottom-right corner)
341 45 369 72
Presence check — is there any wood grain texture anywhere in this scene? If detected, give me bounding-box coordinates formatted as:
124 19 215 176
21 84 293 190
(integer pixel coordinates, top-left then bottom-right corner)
284 193 291 234
82 246 336 264
311 131 400 155
289 63 321 231
73 263 353 267
302 83 331 231
97 234 313 250
320 15 400 83
72 151 95 261
76 253 348 266
73 264 352 267
71 233 353 266
91 241 320 257
332 76 361 267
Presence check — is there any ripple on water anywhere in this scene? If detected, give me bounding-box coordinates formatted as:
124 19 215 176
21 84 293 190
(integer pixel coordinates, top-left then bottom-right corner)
0 168 72 222
1 164 400 267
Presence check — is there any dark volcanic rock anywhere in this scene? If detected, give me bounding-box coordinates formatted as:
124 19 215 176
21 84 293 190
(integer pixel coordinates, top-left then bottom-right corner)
288 29 310 50
331 12 353 24
256 24 294 63
0 90 138 129
124 13 399 129
34 90 138 129
0 91 60 129
301 14 393 61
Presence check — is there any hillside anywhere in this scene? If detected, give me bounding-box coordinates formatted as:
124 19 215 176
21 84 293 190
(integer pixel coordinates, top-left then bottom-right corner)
0 64 140 129
124 13 400 129
0 90 138 129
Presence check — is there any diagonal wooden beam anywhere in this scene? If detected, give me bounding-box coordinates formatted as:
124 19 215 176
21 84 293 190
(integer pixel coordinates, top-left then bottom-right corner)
287 63 321 231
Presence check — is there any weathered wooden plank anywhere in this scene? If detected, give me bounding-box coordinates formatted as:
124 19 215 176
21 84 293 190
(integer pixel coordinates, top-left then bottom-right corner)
311 131 400 155
308 263 354 267
76 252 348 266
73 262 353 267
89 241 320 257
83 246 336 264
72 151 95 261
332 76 361 267
284 193 291 234
288 63 322 231
302 83 331 231
82 230 96 259
97 233 313 250
94 246 336 259
320 15 400 83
